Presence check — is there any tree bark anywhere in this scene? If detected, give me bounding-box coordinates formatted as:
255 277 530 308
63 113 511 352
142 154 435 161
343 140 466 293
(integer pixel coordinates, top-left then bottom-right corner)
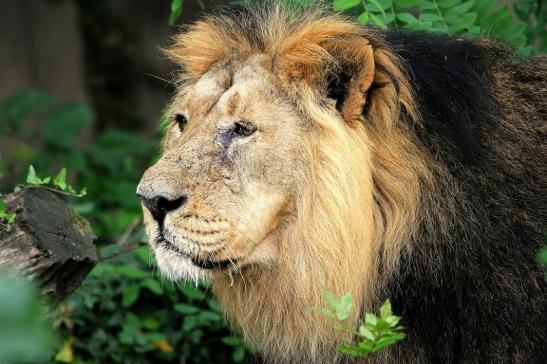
0 188 97 304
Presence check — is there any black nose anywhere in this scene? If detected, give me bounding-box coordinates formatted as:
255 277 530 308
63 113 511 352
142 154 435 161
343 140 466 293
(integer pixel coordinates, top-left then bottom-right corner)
137 194 187 222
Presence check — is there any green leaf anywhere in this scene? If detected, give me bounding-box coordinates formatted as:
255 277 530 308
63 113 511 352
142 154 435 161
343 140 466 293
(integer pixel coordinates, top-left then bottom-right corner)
380 299 392 319
357 12 370 25
143 278 163 295
6 212 16 225
437 0 460 8
385 315 402 327
121 284 140 307
393 0 422 7
445 1 475 18
169 0 183 25
198 310 222 322
366 0 390 24
53 168 67 190
76 187 87 197
359 326 376 341
447 12 477 32
43 104 93 147
369 12 388 29
232 346 245 362
471 0 495 22
336 293 353 321
419 13 442 22
365 313 378 326
333 0 360 11
54 336 73 363
0 200 17 231
142 317 160 330
26 165 40 185
182 315 198 331
396 12 419 24
221 336 242 346
179 284 206 301
117 266 148 279
25 165 49 185
375 0 393 10
416 0 436 10
124 313 141 332
174 304 199 315
324 290 339 309
207 299 221 312
134 245 153 265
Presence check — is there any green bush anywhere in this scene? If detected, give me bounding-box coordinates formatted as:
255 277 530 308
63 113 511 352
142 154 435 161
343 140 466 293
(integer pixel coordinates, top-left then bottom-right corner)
332 0 543 56
57 243 250 363
318 292 406 358
0 91 253 364
0 273 56 363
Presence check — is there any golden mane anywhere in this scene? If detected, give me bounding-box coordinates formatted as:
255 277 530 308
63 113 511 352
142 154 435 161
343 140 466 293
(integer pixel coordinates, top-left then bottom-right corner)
165 5 437 363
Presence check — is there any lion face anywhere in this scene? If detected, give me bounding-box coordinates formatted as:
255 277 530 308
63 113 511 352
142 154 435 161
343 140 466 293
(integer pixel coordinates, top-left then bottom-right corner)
137 57 306 281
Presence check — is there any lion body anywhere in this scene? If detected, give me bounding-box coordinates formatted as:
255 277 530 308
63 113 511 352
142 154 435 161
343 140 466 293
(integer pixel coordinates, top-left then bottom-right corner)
378 33 547 363
142 5 547 363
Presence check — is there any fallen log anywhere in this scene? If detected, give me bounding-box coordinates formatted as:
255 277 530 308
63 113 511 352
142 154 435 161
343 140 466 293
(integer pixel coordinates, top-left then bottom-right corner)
0 187 97 304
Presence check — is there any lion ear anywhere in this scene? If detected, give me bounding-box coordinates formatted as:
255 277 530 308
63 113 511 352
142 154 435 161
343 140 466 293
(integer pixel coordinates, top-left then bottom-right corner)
279 34 375 127
325 37 375 126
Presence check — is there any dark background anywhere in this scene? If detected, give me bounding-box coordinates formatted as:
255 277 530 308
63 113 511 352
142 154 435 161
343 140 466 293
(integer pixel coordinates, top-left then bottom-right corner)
0 0 230 137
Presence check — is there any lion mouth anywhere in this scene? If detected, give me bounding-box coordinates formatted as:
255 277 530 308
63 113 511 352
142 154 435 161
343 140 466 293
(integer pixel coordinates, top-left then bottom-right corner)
156 226 237 270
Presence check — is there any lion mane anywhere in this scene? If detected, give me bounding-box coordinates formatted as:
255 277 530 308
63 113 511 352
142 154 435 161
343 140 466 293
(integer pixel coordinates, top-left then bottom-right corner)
163 5 546 363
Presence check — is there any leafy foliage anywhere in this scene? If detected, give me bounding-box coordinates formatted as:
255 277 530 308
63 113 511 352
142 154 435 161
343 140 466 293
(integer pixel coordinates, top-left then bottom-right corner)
332 0 539 56
22 165 87 197
170 0 184 25
54 243 253 363
320 291 406 358
514 0 546 54
0 199 16 231
0 273 56 362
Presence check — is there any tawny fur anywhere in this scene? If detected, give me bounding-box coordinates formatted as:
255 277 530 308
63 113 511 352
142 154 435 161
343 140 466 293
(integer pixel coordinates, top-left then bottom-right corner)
137 4 547 363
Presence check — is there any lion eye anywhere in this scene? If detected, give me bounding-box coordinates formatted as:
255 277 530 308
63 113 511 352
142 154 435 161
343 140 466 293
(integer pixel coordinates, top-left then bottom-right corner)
233 121 256 137
175 114 187 132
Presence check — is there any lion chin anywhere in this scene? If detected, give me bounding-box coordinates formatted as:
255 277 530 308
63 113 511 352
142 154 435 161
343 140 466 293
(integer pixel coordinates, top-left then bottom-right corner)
138 4 547 364
154 242 208 283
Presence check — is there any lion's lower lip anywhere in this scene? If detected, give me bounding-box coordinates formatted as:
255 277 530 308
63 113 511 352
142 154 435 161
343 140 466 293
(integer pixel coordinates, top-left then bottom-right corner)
190 257 237 270
158 230 236 270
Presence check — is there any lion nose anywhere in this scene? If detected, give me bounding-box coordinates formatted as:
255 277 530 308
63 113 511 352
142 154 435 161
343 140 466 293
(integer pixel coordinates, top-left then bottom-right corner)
137 193 187 222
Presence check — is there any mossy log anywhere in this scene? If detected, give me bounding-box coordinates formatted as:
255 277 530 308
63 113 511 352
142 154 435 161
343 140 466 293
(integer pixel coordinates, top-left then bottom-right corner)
0 188 97 304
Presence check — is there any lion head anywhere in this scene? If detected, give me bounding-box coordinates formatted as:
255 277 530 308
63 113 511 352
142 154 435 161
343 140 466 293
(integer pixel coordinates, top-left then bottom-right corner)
138 5 432 363
138 58 304 281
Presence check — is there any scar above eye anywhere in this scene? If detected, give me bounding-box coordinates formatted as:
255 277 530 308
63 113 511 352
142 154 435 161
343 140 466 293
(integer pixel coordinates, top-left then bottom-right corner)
227 92 241 116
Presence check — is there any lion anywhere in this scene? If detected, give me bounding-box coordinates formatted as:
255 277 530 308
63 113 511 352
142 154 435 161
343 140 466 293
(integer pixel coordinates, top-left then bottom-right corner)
137 4 547 363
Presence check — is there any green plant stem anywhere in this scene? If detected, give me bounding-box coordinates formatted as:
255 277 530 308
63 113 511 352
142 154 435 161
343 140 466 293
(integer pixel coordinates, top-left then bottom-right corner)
432 0 449 31
369 0 388 21
21 185 82 197
369 327 384 354
391 4 399 29
360 0 369 21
